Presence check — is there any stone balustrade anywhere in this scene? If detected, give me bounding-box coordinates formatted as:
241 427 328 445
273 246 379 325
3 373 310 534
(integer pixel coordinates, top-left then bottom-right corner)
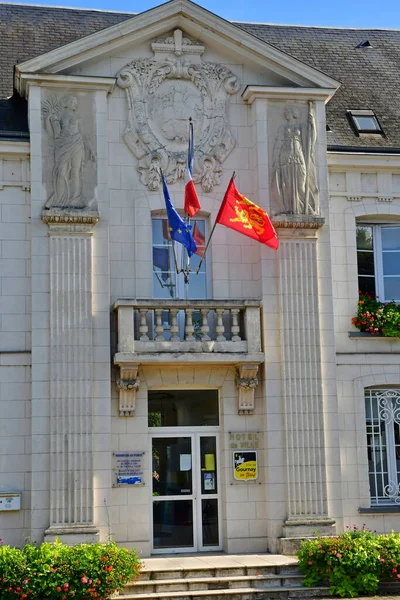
113 299 264 416
113 299 262 357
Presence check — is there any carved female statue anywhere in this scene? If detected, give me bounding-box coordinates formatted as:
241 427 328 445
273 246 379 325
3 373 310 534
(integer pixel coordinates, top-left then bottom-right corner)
271 104 319 215
43 95 93 209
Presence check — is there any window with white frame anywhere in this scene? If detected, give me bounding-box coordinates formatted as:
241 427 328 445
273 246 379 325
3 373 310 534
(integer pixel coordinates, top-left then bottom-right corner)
152 217 207 299
365 388 400 505
356 224 400 301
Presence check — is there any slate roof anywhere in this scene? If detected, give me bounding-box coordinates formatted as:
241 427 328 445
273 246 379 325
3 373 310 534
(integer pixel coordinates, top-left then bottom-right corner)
1 2 400 150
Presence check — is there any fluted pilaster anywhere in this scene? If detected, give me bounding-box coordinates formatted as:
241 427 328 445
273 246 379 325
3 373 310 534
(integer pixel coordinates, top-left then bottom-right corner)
43 211 100 541
274 216 335 542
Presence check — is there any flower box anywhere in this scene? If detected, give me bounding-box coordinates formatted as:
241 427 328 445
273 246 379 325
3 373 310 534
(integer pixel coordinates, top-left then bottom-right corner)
352 292 400 338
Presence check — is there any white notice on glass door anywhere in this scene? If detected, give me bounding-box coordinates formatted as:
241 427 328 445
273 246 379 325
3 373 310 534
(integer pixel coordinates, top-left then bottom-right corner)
180 454 192 471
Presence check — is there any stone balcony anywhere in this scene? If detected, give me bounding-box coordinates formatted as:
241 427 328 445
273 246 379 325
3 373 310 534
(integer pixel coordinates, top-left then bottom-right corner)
113 299 264 361
113 299 265 416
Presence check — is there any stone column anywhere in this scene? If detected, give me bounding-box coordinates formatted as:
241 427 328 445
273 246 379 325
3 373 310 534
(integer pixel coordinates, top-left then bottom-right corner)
43 211 100 543
274 215 335 552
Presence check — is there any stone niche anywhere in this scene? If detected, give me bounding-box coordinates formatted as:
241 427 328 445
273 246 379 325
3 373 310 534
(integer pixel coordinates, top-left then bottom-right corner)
268 100 320 217
41 91 98 212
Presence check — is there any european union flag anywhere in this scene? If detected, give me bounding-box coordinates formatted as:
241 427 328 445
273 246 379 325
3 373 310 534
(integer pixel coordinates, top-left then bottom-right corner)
162 175 197 257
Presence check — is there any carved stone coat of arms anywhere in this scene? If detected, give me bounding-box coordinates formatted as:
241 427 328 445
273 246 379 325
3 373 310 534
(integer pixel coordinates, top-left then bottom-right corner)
116 29 240 192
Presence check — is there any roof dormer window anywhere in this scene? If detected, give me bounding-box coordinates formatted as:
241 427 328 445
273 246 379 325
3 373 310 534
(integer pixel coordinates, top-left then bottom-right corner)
355 39 372 49
347 110 383 135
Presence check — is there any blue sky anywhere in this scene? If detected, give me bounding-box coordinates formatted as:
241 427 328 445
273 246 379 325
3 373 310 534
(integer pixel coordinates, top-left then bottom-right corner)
8 0 400 28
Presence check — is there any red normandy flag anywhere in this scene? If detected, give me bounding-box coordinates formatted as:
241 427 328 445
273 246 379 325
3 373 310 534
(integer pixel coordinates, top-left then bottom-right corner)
216 177 279 250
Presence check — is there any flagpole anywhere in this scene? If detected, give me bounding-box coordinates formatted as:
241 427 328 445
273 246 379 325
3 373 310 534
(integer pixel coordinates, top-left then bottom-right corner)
184 118 193 298
195 220 217 274
160 167 182 276
196 171 236 274
153 266 175 297
171 238 181 275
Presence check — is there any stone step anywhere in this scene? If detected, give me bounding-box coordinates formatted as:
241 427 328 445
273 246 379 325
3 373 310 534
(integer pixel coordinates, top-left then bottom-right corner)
122 574 304 595
118 585 329 600
139 564 299 581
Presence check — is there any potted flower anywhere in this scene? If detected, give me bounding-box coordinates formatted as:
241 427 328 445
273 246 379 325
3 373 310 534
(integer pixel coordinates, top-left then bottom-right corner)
352 292 400 338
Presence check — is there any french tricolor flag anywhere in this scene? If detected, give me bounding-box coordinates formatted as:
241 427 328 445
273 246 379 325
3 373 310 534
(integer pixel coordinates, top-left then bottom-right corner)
184 120 201 217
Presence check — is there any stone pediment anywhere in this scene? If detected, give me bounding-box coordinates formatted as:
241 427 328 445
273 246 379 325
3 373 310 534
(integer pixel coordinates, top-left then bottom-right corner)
15 0 340 93
116 28 240 191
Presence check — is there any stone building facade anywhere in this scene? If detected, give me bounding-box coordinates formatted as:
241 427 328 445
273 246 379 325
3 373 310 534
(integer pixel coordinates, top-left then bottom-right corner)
1 0 400 555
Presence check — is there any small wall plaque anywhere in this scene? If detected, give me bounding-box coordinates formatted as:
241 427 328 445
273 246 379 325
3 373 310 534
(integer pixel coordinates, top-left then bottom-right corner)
112 451 145 487
233 451 258 481
228 432 261 449
0 493 21 511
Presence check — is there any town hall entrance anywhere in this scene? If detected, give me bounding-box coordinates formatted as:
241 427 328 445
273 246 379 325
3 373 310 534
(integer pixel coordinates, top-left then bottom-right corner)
148 390 221 553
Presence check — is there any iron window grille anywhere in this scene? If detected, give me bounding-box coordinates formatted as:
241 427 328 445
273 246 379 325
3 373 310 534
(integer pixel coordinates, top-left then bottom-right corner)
365 388 400 505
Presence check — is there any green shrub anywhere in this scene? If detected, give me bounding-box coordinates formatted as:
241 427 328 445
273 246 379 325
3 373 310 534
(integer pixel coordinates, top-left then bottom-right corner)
0 539 142 599
297 526 400 597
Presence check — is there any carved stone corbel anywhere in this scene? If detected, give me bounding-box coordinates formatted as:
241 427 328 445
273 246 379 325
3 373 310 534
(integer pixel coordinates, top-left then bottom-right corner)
116 365 140 417
236 363 259 415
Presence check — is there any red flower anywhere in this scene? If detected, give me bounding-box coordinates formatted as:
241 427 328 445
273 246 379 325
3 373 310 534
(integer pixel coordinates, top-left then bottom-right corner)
56 587 62 592
105 566 113 572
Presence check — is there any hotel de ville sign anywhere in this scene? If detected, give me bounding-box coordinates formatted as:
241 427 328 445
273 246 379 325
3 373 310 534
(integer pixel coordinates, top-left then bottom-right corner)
116 29 240 192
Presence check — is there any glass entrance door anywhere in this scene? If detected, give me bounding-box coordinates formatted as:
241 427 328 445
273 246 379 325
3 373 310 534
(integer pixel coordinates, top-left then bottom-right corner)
152 436 194 551
197 435 219 548
151 433 221 553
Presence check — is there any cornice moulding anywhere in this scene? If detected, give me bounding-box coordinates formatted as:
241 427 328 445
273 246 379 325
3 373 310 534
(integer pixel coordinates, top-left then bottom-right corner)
328 151 400 169
16 73 116 98
41 209 101 227
0 141 30 158
13 0 340 91
272 215 325 238
242 85 338 104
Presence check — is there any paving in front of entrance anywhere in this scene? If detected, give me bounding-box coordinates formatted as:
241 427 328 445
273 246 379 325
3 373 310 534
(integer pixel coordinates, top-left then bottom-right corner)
141 553 298 571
